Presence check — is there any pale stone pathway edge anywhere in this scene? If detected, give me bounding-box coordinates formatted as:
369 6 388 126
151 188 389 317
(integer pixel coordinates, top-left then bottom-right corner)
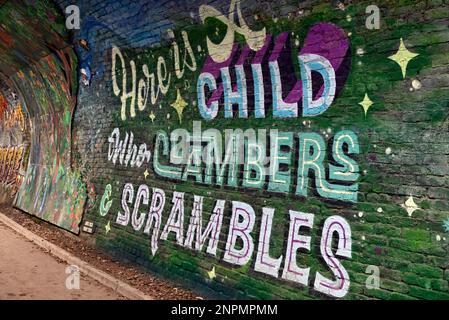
0 211 153 300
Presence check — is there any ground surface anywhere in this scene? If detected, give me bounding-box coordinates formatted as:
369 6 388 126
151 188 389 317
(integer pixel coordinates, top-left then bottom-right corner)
0 221 126 300
0 205 201 300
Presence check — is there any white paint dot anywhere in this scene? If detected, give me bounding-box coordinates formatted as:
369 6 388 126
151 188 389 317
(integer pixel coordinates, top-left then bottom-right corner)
358 211 364 218
295 39 300 47
327 128 332 133
362 235 366 241
346 15 352 22
356 48 365 56
409 87 414 92
385 147 392 155
377 207 383 213
167 113 170 119
197 45 202 52
436 235 441 241
412 79 422 90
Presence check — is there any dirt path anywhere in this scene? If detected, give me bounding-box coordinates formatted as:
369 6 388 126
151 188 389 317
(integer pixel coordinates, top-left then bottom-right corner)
0 221 125 300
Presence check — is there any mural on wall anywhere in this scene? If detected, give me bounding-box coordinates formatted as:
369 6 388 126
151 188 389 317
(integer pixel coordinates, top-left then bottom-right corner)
0 0 87 233
5 0 449 301
0 87 28 203
14 50 88 234
0 146 25 198
101 0 361 298
58 0 449 299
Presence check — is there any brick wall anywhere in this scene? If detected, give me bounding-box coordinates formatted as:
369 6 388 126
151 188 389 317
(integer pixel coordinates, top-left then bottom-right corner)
52 0 449 299
0 81 28 204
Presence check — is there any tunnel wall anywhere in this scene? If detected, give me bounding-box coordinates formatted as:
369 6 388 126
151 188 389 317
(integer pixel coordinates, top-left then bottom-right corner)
9 0 449 299
0 0 86 233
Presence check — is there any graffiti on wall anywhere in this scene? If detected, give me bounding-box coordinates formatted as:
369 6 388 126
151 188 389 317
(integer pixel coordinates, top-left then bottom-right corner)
0 86 28 203
1 105 26 131
0 0 88 233
59 0 449 300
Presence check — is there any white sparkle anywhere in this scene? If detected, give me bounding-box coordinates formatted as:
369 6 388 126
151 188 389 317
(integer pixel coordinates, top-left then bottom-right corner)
401 196 420 217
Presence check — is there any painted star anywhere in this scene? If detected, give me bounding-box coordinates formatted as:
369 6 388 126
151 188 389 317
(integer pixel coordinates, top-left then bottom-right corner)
105 220 111 234
170 89 188 124
207 266 216 280
359 93 373 116
389 38 419 79
401 196 420 217
443 218 449 232
143 169 149 179
149 111 156 123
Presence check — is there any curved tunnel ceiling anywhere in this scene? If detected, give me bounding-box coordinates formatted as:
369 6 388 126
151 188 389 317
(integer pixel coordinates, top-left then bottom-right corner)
0 0 70 77
0 0 86 233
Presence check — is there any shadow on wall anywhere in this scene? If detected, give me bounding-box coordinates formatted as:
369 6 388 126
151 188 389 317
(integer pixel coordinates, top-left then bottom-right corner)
0 0 86 233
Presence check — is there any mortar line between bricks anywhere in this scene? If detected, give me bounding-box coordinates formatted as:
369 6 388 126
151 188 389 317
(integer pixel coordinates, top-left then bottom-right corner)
0 211 154 301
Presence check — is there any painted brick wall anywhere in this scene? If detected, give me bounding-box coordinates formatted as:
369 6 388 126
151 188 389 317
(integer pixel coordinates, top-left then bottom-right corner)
0 81 28 204
54 0 449 299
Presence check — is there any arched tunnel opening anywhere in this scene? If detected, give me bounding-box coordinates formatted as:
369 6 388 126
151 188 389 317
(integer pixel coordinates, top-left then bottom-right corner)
0 0 85 233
